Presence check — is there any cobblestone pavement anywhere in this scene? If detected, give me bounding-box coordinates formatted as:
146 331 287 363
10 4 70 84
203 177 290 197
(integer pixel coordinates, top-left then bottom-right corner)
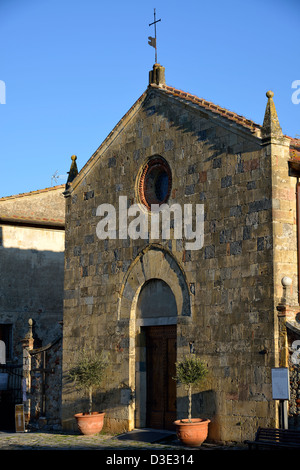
0 430 248 451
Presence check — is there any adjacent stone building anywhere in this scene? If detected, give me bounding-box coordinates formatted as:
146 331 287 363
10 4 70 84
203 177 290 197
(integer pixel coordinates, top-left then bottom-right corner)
0 185 65 429
61 64 300 443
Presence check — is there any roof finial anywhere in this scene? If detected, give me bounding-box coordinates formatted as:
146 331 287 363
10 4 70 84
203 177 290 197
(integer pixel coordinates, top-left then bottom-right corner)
148 8 161 64
262 90 283 140
66 155 78 188
149 63 165 86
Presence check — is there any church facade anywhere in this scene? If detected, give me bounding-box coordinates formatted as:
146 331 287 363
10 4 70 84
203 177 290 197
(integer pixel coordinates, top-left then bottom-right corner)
61 64 300 443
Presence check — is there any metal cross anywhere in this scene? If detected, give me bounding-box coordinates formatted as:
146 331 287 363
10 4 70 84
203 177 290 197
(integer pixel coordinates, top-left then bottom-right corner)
148 8 161 64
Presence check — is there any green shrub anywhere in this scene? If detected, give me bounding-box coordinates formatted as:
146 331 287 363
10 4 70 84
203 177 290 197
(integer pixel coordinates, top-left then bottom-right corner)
68 349 108 414
174 355 208 421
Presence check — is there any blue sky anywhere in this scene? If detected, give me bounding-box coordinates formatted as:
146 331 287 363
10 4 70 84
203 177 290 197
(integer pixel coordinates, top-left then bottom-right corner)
0 0 299 198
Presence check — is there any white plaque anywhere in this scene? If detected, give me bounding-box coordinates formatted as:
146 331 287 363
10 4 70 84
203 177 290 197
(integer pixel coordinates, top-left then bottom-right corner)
0 340 5 364
271 367 290 400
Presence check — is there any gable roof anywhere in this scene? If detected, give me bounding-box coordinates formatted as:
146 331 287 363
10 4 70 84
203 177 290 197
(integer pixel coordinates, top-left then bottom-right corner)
65 71 300 192
68 90 148 190
152 83 262 134
0 185 65 228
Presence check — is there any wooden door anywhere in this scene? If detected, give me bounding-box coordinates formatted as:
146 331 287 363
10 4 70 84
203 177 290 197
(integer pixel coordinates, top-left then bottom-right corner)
145 325 177 430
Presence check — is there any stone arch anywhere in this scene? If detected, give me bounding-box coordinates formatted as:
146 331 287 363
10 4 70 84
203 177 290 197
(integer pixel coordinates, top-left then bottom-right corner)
117 244 191 322
136 278 177 320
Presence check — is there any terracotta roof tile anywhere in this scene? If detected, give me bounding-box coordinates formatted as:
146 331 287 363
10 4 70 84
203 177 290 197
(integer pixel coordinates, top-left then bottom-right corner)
0 214 64 224
0 184 65 225
153 84 261 133
0 184 65 201
287 136 300 158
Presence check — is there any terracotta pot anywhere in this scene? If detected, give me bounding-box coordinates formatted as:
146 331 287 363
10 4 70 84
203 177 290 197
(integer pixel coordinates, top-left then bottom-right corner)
74 412 105 436
174 418 210 447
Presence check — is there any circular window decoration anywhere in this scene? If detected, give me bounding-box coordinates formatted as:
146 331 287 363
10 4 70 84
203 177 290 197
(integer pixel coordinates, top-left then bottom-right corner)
138 157 172 210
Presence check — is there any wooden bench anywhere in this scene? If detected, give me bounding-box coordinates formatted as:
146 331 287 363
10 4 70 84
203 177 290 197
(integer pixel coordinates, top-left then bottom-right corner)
245 427 300 450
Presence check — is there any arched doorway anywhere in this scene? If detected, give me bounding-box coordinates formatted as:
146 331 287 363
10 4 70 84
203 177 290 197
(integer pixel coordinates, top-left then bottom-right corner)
117 245 192 431
136 279 177 430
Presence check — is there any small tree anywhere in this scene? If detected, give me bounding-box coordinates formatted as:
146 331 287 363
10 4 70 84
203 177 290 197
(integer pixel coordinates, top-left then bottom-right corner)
174 355 208 422
68 349 108 414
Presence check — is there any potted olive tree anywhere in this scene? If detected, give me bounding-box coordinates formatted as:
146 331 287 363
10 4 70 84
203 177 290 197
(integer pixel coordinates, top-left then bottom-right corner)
173 354 210 447
68 348 108 435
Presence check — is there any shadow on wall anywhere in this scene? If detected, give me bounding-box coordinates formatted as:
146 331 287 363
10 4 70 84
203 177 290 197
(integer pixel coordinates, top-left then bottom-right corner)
141 92 262 165
177 390 217 422
0 244 64 318
62 379 135 433
63 376 134 413
0 241 64 364
0 233 64 430
63 374 217 433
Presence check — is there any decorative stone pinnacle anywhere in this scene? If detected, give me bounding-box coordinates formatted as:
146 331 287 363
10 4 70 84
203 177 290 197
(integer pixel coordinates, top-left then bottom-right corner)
28 318 33 338
66 154 78 186
262 89 282 140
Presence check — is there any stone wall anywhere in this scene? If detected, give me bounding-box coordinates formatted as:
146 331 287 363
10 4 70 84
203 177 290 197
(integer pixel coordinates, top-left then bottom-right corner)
0 224 64 360
289 361 300 420
0 185 65 428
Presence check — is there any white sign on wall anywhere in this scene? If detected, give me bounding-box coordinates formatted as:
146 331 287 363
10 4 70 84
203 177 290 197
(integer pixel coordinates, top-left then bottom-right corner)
271 367 290 400
0 340 6 364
